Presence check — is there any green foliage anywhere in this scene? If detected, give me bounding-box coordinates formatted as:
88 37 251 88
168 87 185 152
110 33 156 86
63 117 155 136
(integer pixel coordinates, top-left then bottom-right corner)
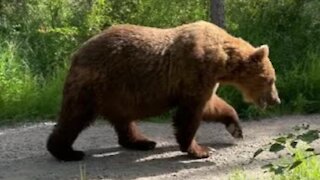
0 40 65 123
226 0 320 68
251 124 320 176
0 0 208 122
0 0 320 121
222 0 320 119
229 169 249 180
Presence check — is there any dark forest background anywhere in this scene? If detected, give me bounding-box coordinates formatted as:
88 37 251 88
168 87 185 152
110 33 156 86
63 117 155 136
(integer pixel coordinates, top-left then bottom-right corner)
0 0 320 123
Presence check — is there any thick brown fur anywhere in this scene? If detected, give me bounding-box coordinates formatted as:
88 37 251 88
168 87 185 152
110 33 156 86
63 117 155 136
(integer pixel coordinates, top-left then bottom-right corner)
47 21 280 161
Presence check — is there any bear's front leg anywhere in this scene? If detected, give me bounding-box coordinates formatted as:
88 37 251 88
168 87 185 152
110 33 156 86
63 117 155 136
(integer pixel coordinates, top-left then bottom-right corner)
202 94 243 139
173 104 210 158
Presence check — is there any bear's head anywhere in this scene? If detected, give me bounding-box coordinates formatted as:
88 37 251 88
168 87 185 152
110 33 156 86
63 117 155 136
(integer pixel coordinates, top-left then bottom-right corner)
219 44 280 109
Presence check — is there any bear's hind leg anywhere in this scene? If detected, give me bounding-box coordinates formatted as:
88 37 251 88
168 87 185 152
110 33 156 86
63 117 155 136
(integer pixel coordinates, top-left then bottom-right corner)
47 88 95 161
114 121 156 150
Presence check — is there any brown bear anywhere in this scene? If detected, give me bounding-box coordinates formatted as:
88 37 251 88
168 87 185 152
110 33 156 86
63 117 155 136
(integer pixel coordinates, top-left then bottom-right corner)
47 21 280 161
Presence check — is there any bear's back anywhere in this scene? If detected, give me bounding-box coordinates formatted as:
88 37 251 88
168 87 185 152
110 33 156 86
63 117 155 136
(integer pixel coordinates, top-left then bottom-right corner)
75 24 176 64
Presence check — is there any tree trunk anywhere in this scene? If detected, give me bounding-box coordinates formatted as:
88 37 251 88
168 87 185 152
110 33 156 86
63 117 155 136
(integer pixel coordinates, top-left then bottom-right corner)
210 0 225 28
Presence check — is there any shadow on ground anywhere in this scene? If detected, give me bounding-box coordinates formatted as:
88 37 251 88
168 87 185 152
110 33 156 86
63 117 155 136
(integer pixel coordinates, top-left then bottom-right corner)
3 143 234 180
2 115 320 180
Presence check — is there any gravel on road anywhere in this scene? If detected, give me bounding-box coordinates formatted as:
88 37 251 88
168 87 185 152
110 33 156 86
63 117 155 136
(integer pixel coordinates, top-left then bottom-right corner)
0 115 320 180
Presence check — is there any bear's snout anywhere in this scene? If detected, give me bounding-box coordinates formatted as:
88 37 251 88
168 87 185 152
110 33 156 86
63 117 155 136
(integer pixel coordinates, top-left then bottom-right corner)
268 96 281 106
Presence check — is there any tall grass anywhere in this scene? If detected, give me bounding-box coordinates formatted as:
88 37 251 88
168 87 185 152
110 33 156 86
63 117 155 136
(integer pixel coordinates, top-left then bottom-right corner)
0 0 319 122
221 0 320 119
0 0 208 123
0 40 65 123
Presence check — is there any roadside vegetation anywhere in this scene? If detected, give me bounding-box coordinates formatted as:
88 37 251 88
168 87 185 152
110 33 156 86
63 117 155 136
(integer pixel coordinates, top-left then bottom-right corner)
230 124 320 180
0 0 320 123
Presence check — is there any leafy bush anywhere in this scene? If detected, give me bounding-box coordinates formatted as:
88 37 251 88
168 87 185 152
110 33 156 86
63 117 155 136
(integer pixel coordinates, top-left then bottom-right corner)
0 40 65 122
0 0 208 122
251 124 320 177
0 0 320 121
221 0 320 119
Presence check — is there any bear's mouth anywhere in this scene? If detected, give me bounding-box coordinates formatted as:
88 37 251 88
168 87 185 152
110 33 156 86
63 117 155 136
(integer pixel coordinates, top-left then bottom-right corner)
256 96 281 109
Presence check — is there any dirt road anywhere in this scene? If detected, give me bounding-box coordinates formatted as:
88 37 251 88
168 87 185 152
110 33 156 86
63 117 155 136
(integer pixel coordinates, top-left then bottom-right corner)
0 115 320 180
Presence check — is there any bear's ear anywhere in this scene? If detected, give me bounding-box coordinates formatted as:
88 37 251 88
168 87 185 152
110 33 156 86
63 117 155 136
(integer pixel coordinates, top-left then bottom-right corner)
250 45 269 62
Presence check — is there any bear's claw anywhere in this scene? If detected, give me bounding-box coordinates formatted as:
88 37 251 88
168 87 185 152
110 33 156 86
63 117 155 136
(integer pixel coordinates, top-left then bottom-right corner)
187 144 210 159
226 123 243 139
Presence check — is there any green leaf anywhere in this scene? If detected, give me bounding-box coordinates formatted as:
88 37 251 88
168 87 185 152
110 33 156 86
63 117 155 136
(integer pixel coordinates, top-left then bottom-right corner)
274 137 287 144
305 148 315 152
272 166 286 175
286 133 295 139
290 141 298 148
297 130 320 143
269 143 285 153
289 160 302 170
262 163 273 169
253 148 264 159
